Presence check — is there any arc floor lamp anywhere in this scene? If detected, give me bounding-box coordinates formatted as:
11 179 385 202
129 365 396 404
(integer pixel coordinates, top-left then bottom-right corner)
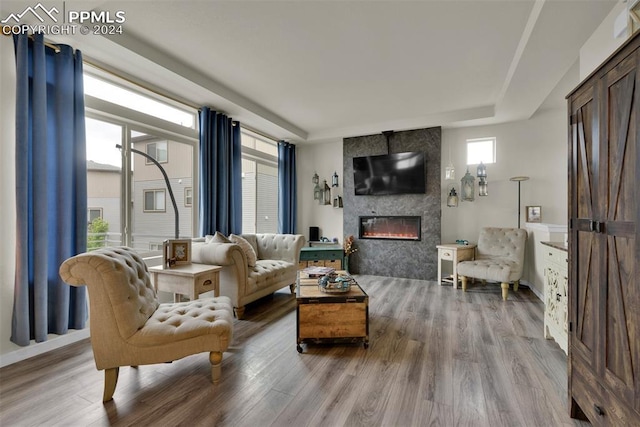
116 144 179 239
510 176 529 228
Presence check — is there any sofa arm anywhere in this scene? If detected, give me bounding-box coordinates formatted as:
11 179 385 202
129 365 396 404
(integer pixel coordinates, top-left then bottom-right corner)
192 241 244 266
192 242 248 308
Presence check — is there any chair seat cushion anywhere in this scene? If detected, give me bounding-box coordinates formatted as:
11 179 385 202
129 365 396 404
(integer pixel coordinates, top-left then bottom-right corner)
457 259 519 283
129 297 233 346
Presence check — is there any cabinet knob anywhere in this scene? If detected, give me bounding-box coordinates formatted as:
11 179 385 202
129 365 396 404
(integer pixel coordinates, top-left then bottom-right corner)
593 404 605 416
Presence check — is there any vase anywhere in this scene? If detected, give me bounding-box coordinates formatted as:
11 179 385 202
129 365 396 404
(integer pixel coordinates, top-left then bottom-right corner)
344 256 350 274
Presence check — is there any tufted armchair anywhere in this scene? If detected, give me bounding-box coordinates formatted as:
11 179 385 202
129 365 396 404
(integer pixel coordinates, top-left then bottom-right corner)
59 247 233 402
457 227 527 300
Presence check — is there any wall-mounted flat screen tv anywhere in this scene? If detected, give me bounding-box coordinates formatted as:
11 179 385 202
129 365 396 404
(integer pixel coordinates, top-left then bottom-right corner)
353 151 426 195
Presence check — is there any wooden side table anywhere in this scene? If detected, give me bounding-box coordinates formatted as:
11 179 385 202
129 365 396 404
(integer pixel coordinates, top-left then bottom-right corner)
148 264 221 302
436 244 476 288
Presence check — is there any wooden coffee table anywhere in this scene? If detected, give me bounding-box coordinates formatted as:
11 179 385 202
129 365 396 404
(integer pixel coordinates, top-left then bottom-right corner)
296 271 369 353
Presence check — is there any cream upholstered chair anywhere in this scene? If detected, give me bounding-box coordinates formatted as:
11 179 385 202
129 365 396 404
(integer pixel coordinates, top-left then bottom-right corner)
457 227 527 300
59 247 233 402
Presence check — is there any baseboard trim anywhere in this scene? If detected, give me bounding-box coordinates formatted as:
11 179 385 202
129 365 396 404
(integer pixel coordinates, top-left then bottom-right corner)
0 329 90 368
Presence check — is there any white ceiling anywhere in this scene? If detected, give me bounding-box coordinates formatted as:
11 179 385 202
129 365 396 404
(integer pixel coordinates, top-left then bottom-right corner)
2 0 618 143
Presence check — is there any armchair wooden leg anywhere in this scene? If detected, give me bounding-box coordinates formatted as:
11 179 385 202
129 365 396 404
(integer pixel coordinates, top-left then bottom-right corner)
501 282 509 300
234 306 245 320
513 280 519 292
103 367 119 402
461 276 468 291
289 283 296 294
209 352 223 384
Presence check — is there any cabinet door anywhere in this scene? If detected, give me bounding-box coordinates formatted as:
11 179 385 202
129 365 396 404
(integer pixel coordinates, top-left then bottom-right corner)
599 49 639 411
569 82 599 369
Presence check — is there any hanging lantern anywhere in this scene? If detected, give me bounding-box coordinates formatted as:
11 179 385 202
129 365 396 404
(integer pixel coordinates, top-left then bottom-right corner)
323 180 332 205
313 183 322 201
477 161 487 178
312 172 319 184
461 169 475 201
447 185 459 207
332 171 339 187
478 177 488 196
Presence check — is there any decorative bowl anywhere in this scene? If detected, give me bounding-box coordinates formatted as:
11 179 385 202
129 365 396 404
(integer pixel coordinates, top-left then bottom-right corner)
318 272 354 293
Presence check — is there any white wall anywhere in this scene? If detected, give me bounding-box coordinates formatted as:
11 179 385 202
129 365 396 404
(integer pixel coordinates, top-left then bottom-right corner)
440 108 568 245
297 140 344 243
580 1 629 80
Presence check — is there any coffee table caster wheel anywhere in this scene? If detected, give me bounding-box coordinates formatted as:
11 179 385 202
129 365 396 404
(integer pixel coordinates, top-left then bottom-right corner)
364 342 369 349
297 345 303 353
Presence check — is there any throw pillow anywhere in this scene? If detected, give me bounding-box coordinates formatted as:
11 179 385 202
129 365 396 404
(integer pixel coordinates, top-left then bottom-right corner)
205 232 231 244
230 234 257 267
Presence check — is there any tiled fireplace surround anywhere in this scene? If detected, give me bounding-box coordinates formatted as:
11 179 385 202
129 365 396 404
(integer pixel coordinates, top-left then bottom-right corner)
343 127 441 280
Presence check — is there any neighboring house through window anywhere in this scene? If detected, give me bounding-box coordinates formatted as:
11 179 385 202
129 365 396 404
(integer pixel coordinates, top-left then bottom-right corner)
144 189 166 212
83 65 197 255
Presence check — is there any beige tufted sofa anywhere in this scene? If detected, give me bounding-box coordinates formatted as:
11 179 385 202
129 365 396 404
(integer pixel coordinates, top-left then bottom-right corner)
59 247 233 402
192 233 305 319
457 227 527 300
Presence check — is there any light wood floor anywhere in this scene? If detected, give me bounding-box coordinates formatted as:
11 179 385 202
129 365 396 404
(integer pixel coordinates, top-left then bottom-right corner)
0 276 589 427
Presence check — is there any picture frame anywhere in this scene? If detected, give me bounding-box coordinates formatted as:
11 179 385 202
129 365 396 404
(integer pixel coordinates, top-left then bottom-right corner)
526 206 542 223
163 239 191 267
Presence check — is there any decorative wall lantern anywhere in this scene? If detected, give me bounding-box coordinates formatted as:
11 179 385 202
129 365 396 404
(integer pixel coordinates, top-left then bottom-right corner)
477 162 487 196
461 169 475 201
477 161 486 179
332 171 339 187
447 185 459 207
323 180 332 205
478 177 488 196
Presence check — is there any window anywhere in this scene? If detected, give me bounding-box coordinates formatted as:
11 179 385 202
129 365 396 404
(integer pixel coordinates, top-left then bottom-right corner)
240 129 278 234
144 189 166 212
185 187 192 207
467 137 496 165
83 73 195 128
84 67 198 255
88 207 103 223
146 141 168 164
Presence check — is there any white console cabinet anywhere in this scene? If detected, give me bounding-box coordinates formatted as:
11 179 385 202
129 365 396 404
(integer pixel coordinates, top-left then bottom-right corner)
542 241 568 354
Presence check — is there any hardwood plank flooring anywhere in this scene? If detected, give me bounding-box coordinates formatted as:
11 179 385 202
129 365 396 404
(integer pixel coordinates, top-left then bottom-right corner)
0 276 590 426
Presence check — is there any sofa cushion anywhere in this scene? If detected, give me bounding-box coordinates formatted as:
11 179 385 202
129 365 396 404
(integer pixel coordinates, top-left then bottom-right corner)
246 260 296 293
206 232 231 244
230 234 257 267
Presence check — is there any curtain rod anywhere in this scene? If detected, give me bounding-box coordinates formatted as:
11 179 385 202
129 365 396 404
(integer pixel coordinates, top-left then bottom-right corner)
2 27 60 52
3 27 283 143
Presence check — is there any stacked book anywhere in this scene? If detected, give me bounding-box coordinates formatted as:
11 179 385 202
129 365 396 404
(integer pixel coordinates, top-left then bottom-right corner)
303 266 336 277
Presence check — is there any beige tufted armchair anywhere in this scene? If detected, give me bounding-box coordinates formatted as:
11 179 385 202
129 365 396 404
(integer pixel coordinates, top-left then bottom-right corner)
457 227 528 300
59 247 233 402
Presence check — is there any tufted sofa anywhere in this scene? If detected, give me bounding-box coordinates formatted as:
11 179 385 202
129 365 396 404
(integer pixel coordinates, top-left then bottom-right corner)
192 233 305 319
456 227 527 300
59 246 234 402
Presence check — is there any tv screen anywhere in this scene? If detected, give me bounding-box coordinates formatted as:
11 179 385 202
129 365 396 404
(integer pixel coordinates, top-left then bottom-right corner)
353 151 426 195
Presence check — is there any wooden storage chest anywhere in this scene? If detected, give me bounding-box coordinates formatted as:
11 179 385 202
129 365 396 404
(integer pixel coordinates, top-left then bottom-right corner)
296 271 369 353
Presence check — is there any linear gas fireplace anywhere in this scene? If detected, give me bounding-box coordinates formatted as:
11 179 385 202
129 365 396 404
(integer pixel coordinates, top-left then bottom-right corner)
359 216 421 241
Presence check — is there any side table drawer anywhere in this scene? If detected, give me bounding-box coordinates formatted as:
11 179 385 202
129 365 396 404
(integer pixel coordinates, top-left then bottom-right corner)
440 250 453 260
325 259 342 269
195 273 218 296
